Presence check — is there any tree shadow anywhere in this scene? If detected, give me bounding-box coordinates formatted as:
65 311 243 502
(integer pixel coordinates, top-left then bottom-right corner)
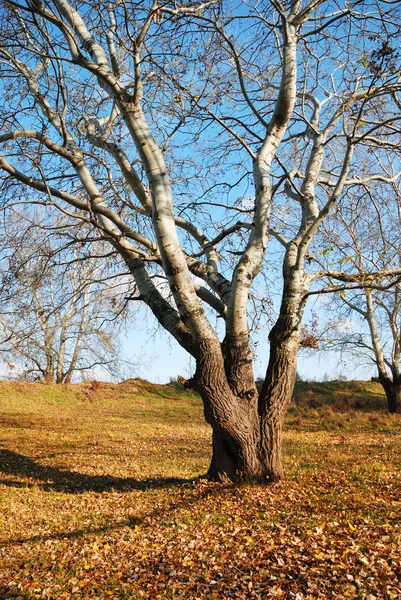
0 449 222 551
0 448 197 493
2 515 144 548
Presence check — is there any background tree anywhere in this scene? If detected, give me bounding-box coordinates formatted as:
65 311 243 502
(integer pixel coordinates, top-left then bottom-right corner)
1 0 401 481
0 212 132 382
320 185 401 414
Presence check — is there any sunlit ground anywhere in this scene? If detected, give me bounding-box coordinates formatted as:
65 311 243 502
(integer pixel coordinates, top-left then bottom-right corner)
1 380 400 599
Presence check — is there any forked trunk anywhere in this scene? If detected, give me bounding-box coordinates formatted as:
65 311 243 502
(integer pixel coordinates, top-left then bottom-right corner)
195 339 265 482
379 377 401 414
196 322 300 483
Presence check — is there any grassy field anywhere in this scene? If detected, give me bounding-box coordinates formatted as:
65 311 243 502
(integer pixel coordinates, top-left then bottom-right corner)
0 379 400 599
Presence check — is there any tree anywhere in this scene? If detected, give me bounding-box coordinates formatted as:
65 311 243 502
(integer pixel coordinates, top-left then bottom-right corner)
1 0 401 482
320 185 401 413
0 213 131 383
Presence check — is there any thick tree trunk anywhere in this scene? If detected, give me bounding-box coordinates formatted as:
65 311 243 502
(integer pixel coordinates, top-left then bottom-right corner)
258 317 300 481
378 377 401 414
222 334 258 401
194 340 266 482
195 327 300 483
206 423 263 483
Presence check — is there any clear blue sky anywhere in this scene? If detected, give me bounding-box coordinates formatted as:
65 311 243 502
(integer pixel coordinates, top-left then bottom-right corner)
122 307 373 384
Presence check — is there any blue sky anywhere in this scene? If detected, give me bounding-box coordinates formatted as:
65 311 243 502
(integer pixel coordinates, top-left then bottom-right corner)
121 307 374 384
0 0 393 385
122 329 372 384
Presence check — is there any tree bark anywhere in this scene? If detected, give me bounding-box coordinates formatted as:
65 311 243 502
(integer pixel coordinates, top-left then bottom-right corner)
43 353 55 384
222 334 257 400
378 377 401 414
195 324 300 483
56 327 68 384
62 297 88 384
257 269 306 481
258 318 300 481
206 422 262 483
193 339 265 482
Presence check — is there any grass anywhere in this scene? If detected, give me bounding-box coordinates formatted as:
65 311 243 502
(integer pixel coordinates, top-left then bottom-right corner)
0 379 400 599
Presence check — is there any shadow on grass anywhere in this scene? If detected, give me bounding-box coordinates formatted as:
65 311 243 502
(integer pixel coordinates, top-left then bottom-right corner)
0 449 197 493
0 449 221 551
1 514 144 548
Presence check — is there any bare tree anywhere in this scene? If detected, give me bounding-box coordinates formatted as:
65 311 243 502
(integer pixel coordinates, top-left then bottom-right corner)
320 186 401 413
0 0 401 481
0 213 131 382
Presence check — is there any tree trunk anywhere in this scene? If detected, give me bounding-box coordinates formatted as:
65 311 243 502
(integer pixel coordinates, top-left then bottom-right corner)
44 353 55 384
222 334 258 400
194 339 266 482
258 318 300 481
195 328 300 483
56 327 68 384
206 423 263 483
62 296 88 384
379 377 401 414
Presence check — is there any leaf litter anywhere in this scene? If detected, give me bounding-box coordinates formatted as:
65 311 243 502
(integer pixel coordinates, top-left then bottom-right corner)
0 380 400 599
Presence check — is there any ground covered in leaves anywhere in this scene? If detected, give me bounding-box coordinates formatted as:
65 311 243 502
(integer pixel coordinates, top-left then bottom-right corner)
0 379 400 599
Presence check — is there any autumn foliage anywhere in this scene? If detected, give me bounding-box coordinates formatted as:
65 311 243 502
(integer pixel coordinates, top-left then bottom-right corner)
0 380 400 599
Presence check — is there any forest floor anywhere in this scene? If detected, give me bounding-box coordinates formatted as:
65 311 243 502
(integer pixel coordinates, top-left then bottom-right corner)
0 379 400 599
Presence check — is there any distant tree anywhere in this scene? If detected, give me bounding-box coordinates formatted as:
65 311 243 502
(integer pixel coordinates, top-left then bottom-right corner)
0 216 131 383
1 0 401 481
321 187 401 413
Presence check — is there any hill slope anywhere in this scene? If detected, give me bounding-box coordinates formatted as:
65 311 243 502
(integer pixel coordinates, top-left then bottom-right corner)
0 379 400 599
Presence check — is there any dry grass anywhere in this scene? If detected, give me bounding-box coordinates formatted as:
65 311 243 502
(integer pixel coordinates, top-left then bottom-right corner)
0 379 400 599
